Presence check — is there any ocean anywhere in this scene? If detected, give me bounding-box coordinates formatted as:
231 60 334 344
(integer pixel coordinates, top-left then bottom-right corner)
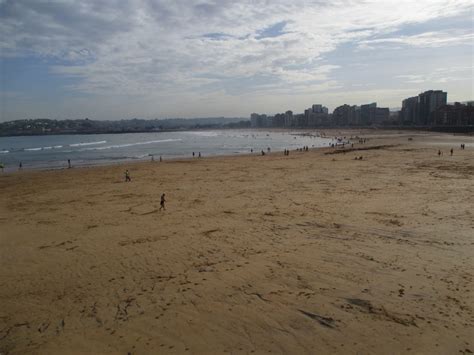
0 130 333 172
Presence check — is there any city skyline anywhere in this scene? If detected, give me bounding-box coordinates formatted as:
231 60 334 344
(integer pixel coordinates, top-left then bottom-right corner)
1 0 473 122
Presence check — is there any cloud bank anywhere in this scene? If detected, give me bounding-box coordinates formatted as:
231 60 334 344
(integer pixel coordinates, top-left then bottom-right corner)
1 0 473 119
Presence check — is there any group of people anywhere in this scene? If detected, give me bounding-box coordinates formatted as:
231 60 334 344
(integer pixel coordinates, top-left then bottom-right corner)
192 152 202 158
123 169 166 210
438 147 461 156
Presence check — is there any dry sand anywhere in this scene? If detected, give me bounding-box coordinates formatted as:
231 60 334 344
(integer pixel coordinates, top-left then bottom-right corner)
1 130 473 354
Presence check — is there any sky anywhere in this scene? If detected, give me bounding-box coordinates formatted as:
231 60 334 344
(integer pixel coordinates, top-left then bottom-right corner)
0 0 473 121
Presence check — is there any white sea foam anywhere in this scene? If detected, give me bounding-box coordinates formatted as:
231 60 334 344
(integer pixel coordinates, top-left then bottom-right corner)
81 138 182 151
25 147 43 151
24 145 64 151
70 140 107 147
0 150 9 154
184 131 220 137
135 154 150 159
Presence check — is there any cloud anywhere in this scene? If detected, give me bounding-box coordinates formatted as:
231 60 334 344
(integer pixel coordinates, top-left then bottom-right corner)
0 0 473 119
358 30 474 50
396 66 474 84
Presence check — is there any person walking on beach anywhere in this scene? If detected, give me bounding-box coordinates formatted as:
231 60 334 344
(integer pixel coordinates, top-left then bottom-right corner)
19 162 22 170
438 150 442 156
160 193 166 211
198 152 201 158
125 169 131 182
68 159 72 168
450 148 453 156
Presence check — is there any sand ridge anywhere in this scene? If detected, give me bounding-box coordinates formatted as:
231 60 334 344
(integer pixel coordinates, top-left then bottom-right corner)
0 130 473 354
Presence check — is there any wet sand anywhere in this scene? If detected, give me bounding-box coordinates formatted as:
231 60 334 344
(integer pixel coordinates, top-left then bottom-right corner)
1 130 473 354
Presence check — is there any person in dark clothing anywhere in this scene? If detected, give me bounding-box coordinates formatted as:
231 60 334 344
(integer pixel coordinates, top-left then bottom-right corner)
160 193 166 211
125 169 131 182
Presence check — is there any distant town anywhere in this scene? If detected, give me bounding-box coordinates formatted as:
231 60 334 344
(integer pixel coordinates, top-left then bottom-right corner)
251 90 473 131
1 89 473 136
0 117 249 137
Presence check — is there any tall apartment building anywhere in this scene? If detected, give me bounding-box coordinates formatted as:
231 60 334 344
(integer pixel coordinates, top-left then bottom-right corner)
360 103 377 125
250 113 268 128
401 96 418 125
417 90 447 125
333 104 354 126
284 110 294 127
305 104 329 126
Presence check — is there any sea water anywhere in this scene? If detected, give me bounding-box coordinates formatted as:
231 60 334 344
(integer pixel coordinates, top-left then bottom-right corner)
0 130 333 172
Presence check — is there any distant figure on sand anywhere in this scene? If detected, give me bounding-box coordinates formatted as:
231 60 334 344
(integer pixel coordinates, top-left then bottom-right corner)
193 152 195 157
198 152 201 158
160 156 163 162
19 162 22 170
68 159 72 168
0 162 4 172
438 150 442 156
160 193 166 210
125 169 131 182
450 148 453 156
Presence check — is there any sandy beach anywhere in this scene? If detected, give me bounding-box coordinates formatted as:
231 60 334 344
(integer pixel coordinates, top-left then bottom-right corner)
0 130 473 354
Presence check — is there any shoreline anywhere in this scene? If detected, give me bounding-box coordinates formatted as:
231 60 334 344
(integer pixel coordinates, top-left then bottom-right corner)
1 124 473 138
1 128 470 174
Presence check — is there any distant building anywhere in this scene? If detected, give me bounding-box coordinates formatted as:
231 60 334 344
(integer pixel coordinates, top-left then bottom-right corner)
284 110 293 127
432 103 474 126
305 104 329 126
250 113 259 128
333 104 355 126
401 96 418 125
295 113 306 127
400 90 447 125
374 107 390 124
250 113 269 128
417 90 447 125
360 103 377 125
272 113 285 127
332 103 389 126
